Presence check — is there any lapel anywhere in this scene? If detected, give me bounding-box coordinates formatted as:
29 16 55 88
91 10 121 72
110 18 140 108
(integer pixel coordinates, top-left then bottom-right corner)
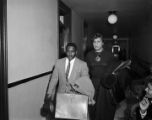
61 58 66 78
68 57 78 83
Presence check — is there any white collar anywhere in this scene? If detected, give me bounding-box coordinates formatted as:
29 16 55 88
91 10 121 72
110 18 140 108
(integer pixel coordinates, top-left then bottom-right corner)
65 57 76 78
66 57 76 63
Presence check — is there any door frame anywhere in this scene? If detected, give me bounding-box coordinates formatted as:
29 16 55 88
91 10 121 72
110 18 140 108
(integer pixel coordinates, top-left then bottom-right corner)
59 0 71 58
0 0 8 120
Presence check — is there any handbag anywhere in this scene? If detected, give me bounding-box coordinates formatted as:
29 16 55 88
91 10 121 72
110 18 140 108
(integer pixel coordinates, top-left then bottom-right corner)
55 93 89 120
40 74 54 118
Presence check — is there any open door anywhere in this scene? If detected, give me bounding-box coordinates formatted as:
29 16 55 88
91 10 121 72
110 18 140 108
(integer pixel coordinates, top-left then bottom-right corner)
59 0 71 58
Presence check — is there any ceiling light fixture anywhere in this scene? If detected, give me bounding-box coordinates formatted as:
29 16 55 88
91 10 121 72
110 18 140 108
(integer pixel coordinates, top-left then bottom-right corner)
113 34 118 40
108 11 118 24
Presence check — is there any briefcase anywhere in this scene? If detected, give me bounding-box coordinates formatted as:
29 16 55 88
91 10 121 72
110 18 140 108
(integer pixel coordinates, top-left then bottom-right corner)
55 93 88 120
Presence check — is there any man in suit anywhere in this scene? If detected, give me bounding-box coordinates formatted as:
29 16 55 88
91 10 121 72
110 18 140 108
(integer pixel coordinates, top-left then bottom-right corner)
47 42 95 118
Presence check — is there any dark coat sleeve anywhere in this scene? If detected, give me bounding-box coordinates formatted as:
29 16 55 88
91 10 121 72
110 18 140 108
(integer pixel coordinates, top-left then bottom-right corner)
102 59 121 89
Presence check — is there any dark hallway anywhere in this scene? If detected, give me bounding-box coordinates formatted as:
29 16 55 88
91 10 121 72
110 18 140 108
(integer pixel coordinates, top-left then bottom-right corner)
1 0 152 120
61 0 152 64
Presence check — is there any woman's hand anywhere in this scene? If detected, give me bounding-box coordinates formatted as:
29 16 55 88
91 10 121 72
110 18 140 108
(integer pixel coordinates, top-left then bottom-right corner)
88 97 95 105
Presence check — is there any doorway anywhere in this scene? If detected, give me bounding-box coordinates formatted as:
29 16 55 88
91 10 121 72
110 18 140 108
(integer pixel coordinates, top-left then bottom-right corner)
59 0 71 58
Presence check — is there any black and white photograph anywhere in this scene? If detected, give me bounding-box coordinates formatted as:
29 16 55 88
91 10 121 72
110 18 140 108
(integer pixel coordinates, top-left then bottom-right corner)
1 0 152 120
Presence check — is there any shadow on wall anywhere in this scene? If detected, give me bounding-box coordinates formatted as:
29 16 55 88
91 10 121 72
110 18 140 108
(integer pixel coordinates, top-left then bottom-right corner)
130 55 150 78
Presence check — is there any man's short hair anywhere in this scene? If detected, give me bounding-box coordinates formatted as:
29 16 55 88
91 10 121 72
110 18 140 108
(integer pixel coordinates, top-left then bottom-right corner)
92 33 104 42
145 76 152 86
66 42 77 51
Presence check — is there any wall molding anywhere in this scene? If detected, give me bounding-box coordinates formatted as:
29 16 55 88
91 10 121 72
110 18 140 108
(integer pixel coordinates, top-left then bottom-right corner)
8 71 52 88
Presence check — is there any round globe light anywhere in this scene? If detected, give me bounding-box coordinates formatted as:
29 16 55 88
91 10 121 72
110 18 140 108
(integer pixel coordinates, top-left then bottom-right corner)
113 34 118 40
108 14 118 24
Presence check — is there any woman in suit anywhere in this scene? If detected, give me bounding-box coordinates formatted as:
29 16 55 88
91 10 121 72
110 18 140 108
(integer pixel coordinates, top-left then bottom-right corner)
85 33 119 120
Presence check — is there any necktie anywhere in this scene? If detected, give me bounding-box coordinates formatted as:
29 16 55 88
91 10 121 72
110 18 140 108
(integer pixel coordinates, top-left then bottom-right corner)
66 60 70 81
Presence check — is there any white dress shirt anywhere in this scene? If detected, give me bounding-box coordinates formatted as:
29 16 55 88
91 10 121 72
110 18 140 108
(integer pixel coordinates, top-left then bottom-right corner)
65 58 75 79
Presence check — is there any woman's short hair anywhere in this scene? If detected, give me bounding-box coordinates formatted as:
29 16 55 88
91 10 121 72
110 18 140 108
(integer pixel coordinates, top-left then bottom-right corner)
92 33 104 42
145 76 152 86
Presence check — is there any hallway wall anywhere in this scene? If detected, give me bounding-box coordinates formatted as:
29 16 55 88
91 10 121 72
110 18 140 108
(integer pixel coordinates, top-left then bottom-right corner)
8 75 50 120
7 0 58 120
131 7 152 64
71 11 84 59
7 0 58 83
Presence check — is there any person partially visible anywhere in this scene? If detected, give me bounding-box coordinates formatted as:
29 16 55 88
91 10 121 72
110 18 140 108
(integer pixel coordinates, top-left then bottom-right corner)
136 68 152 120
114 61 151 120
114 79 145 120
45 42 95 119
85 33 118 120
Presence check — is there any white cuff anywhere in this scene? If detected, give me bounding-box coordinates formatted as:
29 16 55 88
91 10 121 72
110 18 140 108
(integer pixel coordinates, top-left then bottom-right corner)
140 110 147 119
